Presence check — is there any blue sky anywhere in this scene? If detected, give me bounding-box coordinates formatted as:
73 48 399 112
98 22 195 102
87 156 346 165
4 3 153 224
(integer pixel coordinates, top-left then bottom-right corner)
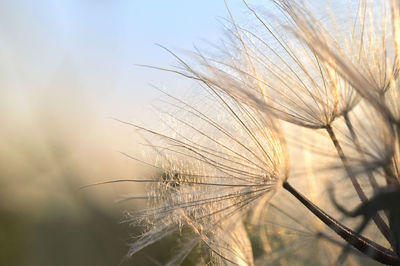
0 0 265 120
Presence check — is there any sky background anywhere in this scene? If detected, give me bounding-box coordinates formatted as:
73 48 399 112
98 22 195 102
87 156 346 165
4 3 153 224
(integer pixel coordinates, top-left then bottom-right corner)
0 0 268 212
0 0 263 119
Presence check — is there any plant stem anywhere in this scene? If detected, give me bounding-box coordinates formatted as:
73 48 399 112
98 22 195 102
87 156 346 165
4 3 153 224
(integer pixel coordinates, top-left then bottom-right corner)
384 124 400 187
283 181 400 265
343 112 379 190
326 124 367 201
326 124 392 244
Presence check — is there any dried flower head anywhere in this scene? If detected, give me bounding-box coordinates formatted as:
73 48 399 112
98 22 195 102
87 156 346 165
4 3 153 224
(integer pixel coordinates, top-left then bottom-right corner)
122 86 289 264
181 1 364 129
112 0 400 265
286 0 400 125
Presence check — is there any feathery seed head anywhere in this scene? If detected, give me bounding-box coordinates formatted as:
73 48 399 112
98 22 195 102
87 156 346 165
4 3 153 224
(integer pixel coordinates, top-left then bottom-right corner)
286 0 400 125
182 1 363 129
126 87 289 263
124 0 400 264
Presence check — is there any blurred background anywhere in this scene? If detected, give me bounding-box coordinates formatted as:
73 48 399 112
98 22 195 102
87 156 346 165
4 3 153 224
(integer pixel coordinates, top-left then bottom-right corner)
0 1 264 265
1 1 368 266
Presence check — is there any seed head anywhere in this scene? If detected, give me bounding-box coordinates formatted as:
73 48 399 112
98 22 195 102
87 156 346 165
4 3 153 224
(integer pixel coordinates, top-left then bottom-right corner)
125 87 289 263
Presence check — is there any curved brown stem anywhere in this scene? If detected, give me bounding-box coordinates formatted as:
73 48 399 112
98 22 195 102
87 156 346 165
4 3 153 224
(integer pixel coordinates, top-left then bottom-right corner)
283 181 400 265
